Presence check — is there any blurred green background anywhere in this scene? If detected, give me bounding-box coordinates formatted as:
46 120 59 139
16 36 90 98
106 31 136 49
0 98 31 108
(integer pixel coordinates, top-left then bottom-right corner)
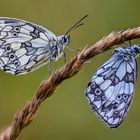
0 0 140 140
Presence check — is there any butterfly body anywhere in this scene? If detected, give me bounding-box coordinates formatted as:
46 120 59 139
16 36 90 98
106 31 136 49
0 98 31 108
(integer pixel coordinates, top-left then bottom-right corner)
85 45 140 128
0 17 69 75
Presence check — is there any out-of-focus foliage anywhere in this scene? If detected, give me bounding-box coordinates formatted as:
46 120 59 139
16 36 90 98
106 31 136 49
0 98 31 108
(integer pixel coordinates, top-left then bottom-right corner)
0 0 140 140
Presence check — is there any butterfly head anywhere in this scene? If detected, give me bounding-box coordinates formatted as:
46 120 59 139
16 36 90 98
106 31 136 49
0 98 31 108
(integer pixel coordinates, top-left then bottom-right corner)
52 15 88 61
57 35 70 48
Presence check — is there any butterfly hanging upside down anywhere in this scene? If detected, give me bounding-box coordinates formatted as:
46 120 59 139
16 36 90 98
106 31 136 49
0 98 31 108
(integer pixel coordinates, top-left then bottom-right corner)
85 44 140 128
0 15 87 75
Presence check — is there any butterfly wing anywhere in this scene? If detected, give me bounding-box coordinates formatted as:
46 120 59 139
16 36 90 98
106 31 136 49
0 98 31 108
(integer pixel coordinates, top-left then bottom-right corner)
0 17 57 75
85 50 137 128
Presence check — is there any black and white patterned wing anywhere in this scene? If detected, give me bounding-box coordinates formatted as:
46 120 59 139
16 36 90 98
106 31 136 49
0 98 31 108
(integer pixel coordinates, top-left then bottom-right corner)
0 17 57 75
85 51 137 128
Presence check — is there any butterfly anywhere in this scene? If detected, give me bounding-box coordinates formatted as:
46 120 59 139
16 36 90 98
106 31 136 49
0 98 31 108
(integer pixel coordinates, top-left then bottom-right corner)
85 45 140 128
0 15 87 75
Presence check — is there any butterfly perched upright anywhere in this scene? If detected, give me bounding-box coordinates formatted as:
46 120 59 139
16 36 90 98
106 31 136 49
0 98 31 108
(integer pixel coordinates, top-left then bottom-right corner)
0 15 87 75
85 45 140 128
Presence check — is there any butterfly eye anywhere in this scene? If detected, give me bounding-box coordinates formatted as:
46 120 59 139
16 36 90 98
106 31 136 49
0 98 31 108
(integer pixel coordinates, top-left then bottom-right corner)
63 36 69 45
63 36 67 43
95 88 102 95
9 53 16 60
6 45 11 52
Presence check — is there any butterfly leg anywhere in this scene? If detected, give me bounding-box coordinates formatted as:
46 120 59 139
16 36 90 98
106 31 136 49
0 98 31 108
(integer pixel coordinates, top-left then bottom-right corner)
63 51 67 63
48 60 54 75
120 31 132 46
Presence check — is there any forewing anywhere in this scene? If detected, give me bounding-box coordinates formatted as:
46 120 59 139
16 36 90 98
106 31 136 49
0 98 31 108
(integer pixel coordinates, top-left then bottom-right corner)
85 54 137 128
0 17 57 75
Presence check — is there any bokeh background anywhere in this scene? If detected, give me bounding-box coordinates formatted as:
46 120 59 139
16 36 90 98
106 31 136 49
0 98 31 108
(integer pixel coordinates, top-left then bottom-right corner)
0 0 140 140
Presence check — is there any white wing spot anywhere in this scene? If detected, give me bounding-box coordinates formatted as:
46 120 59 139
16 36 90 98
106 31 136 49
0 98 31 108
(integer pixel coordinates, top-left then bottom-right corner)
116 61 126 80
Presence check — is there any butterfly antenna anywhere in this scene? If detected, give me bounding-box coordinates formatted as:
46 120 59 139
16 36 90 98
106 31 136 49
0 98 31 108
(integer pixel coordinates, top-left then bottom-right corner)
64 15 88 36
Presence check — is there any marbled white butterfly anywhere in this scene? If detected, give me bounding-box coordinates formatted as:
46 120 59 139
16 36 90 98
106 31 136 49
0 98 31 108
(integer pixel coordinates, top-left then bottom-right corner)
0 15 87 75
85 45 140 128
